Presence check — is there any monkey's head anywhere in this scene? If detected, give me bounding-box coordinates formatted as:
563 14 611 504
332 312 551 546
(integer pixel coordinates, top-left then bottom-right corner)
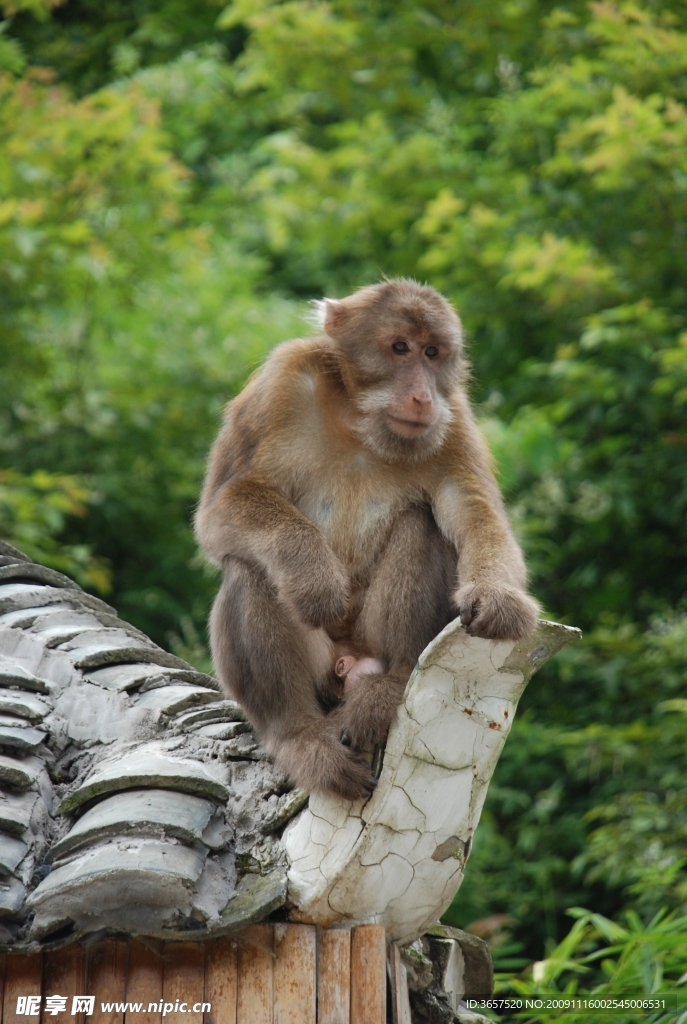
315 279 464 463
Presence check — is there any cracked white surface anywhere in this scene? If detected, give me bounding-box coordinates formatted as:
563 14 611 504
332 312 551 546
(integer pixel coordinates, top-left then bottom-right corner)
285 618 580 943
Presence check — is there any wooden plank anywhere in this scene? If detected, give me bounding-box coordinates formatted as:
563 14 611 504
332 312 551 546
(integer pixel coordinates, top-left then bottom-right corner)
350 925 386 1024
88 940 128 1024
0 953 6 1024
42 945 86 1024
273 924 315 1024
388 945 411 1024
317 929 350 1024
162 944 204 1024
203 939 237 1024
125 940 164 1024
236 925 273 1024
4 952 41 1024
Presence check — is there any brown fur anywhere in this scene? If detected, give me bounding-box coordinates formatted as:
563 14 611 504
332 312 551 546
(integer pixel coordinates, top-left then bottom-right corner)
195 279 539 799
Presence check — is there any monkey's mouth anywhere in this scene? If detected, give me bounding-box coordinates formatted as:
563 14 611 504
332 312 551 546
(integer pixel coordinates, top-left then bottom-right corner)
385 414 433 435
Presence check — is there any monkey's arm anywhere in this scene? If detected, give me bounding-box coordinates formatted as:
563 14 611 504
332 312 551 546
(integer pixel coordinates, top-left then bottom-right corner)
195 347 351 631
196 476 350 629
432 403 539 640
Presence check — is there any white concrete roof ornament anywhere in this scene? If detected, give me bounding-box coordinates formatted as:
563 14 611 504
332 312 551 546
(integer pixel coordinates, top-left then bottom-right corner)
285 615 579 944
0 539 579 950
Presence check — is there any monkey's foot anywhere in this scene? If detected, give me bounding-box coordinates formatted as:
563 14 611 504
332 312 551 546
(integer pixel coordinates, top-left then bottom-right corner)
275 720 377 801
339 673 407 749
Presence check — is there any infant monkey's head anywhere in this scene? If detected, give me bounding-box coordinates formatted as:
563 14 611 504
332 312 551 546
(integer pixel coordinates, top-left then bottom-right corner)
334 655 359 679
334 654 384 695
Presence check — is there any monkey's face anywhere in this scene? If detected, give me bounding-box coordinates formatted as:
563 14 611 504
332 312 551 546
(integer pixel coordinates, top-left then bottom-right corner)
319 281 463 464
353 328 456 462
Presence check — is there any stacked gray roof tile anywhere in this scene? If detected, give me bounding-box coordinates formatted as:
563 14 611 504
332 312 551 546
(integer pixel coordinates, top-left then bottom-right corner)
0 540 301 949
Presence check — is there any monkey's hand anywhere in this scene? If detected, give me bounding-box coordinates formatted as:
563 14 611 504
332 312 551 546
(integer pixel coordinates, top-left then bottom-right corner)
287 548 351 630
454 582 539 641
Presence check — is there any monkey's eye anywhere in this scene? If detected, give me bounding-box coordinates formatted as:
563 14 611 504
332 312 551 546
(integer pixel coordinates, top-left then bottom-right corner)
425 345 439 359
392 340 410 354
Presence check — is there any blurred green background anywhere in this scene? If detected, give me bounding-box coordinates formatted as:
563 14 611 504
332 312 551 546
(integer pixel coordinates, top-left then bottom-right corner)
2 0 687 1008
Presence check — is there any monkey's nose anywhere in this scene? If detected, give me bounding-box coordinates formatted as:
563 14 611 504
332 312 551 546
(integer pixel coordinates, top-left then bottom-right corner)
409 395 434 421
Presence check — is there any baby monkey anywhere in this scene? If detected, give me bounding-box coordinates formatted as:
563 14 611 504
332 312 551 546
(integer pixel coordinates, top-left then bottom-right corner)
333 651 385 697
196 278 539 799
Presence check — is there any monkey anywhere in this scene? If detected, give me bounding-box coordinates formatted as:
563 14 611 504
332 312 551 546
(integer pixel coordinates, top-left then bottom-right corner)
195 278 539 800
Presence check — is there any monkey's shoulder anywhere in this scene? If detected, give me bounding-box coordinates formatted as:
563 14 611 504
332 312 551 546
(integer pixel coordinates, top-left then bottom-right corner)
228 337 331 424
255 336 331 384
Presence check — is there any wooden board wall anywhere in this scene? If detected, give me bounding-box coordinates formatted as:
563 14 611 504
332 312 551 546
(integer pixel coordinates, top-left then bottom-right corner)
0 925 387 1024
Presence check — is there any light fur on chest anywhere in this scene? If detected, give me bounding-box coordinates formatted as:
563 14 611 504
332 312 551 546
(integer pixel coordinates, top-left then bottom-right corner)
281 449 419 573
262 389 428 573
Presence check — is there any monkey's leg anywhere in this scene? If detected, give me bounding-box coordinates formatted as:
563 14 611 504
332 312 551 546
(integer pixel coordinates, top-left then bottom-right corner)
341 505 455 748
211 557 377 799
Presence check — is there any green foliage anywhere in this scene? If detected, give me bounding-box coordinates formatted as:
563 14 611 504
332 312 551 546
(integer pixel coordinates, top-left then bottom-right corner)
3 0 687 969
0 21 26 72
0 62 303 642
5 0 242 95
443 656 687 953
497 907 687 1024
0 0 62 20
0 468 110 591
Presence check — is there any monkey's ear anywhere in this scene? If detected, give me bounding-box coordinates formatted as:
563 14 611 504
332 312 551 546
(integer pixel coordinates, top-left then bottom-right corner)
308 297 348 336
323 299 348 336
